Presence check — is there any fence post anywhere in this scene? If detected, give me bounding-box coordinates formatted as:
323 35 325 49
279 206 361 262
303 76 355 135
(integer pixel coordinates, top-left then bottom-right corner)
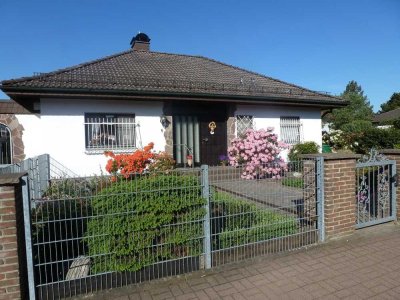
201 165 211 269
316 157 325 242
37 154 50 198
21 175 36 300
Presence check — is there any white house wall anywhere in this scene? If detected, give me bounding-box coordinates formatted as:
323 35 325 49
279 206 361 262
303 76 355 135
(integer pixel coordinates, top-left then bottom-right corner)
17 98 164 175
235 105 322 158
15 101 322 175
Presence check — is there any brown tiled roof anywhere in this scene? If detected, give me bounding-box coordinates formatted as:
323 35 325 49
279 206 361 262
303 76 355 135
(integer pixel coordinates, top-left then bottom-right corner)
0 50 345 105
0 100 30 114
373 108 400 123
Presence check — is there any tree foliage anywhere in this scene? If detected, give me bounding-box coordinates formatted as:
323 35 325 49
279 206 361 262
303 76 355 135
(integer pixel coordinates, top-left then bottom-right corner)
380 92 400 113
327 80 374 130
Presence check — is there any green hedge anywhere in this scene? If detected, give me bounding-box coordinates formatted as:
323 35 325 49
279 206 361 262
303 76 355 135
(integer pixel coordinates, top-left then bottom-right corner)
85 175 300 273
212 192 298 249
85 175 205 273
281 178 304 188
288 141 320 162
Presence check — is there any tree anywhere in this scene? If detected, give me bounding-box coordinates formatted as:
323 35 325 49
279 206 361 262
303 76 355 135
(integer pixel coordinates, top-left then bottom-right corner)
380 92 400 113
327 80 374 130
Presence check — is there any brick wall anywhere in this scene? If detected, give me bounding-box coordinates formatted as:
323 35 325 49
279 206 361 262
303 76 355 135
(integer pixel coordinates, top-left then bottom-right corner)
0 173 28 300
0 186 21 300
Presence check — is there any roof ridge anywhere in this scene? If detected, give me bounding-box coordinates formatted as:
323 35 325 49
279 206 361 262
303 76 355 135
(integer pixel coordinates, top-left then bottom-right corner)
1 49 134 85
197 55 343 101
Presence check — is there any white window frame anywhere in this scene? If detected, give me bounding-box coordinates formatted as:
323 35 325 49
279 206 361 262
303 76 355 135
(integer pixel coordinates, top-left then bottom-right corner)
280 116 303 145
84 113 136 154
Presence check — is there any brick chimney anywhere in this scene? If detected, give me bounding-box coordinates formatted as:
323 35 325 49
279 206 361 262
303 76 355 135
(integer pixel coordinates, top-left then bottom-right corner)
130 33 150 51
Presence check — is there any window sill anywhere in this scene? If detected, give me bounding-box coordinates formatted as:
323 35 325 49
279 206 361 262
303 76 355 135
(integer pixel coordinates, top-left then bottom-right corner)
85 148 137 155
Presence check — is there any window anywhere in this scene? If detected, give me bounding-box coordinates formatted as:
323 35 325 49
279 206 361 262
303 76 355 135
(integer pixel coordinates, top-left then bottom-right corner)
236 115 254 137
280 116 303 145
84 113 136 152
0 124 12 164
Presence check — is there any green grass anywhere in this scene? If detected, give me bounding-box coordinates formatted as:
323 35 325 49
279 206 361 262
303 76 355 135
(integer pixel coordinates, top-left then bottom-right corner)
281 177 304 188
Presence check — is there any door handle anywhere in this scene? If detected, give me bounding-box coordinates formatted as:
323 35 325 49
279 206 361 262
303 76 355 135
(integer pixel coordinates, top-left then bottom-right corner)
202 138 209 142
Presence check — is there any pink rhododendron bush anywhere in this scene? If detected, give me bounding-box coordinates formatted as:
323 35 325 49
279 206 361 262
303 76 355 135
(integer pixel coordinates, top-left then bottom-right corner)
228 128 288 179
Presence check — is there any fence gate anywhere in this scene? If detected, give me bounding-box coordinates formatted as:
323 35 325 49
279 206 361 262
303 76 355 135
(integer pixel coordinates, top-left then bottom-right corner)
356 149 397 228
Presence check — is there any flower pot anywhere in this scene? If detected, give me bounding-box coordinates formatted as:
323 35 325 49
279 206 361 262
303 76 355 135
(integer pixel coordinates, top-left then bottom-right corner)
187 158 193 167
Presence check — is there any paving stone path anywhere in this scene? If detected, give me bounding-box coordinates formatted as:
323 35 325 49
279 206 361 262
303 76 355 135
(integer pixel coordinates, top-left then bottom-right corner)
80 224 400 300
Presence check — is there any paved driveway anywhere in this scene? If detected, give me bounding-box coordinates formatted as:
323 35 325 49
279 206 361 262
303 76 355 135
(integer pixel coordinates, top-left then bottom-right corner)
80 223 400 300
212 179 304 213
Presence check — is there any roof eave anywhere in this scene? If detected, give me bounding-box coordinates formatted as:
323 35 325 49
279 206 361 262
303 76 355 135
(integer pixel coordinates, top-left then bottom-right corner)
1 86 348 111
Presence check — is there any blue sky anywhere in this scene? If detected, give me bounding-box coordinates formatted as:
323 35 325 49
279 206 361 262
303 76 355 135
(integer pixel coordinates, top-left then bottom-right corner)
0 0 399 111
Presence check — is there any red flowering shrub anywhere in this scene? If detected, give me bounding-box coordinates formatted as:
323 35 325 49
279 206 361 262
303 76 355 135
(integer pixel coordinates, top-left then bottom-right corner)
105 143 155 178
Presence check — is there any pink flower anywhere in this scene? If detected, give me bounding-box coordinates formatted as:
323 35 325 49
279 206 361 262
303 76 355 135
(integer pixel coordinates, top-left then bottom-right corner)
228 128 287 179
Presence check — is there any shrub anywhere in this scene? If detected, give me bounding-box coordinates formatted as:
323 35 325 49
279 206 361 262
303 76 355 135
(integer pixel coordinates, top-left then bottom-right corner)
281 178 304 188
147 151 175 173
393 118 400 130
228 128 288 179
349 127 400 154
32 177 103 281
211 192 298 249
340 120 373 133
104 142 155 178
323 129 350 150
288 141 319 162
85 174 205 273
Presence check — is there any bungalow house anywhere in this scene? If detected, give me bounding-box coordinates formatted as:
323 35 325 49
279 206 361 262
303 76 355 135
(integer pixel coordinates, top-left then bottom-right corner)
0 33 347 175
373 108 400 127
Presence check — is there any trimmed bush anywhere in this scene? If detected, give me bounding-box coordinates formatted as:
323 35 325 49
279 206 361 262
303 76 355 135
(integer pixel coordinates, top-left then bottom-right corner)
85 174 205 273
288 141 320 162
281 178 304 188
350 127 400 154
212 192 298 249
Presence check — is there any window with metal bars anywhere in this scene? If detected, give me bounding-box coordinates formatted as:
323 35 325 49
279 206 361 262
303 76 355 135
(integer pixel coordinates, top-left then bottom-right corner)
236 115 254 137
0 124 11 164
84 113 136 152
280 116 303 145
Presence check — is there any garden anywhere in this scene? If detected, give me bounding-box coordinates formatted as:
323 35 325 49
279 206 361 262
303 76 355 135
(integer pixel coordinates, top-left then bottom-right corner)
31 132 308 291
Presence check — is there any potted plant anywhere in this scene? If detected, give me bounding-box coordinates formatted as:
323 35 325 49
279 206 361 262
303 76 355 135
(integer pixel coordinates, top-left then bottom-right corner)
218 154 229 166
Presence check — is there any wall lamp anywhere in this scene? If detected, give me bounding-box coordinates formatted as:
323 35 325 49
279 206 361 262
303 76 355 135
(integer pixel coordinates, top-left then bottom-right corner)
160 115 170 129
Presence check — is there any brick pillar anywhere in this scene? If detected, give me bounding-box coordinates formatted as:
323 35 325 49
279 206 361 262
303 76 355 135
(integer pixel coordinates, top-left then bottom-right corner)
323 154 360 238
379 149 400 220
301 153 361 239
0 173 29 300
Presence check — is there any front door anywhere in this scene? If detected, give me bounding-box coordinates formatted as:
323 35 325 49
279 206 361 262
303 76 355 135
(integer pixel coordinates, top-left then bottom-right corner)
171 102 228 167
199 114 227 166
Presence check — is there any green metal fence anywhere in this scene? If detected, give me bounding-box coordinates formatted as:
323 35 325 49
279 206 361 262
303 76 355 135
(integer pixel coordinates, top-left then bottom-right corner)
22 158 323 299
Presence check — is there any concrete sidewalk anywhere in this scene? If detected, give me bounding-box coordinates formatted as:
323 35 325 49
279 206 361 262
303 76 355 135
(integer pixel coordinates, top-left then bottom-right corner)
84 224 400 300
